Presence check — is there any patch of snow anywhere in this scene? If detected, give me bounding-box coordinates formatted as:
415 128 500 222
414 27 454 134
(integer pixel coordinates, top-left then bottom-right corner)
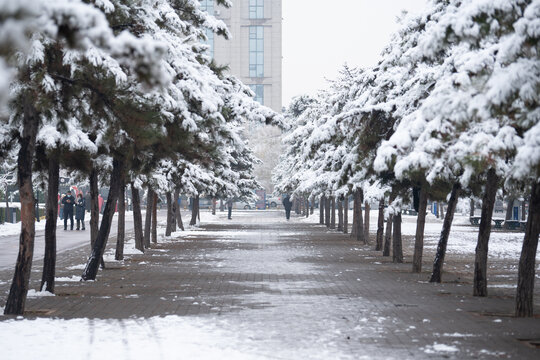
26 289 54 298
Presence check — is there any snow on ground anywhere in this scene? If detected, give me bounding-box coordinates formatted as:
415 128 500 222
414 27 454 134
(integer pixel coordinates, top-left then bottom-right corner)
0 221 47 237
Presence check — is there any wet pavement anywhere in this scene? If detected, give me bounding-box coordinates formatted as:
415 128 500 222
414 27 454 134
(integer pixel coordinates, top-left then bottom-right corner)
0 210 539 359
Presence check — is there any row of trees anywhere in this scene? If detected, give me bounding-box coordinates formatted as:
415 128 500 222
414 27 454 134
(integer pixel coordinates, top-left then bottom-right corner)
274 0 539 317
0 0 280 315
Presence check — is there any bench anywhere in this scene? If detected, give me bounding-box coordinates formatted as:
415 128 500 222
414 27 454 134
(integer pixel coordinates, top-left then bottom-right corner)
493 219 505 229
470 216 481 226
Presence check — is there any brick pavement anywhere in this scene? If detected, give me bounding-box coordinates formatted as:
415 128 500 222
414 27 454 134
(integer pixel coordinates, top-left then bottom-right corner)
0 210 539 359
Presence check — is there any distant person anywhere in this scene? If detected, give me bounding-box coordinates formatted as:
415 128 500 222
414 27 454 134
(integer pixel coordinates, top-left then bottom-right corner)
283 195 293 220
98 194 104 213
75 193 86 230
227 198 233 219
62 190 75 230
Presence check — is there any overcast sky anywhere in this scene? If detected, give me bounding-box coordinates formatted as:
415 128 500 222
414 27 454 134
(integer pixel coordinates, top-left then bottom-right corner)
282 0 428 107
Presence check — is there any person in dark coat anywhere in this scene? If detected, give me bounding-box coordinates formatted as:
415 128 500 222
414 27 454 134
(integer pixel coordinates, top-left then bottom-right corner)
62 190 75 230
75 193 86 230
283 195 293 220
226 198 233 219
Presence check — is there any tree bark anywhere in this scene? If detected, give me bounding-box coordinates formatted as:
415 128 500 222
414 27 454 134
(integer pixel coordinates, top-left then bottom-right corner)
330 196 336 229
310 197 314 215
473 168 499 297
319 195 325 225
325 195 331 227
505 197 515 222
189 196 199 226
151 192 157 244
337 196 343 232
4 96 39 315
143 188 152 248
131 182 144 253
383 212 393 257
115 181 125 261
364 201 370 244
376 199 384 251
40 155 59 293
412 186 428 272
470 198 475 217
430 182 461 283
515 181 540 317
352 189 365 243
212 197 216 215
89 167 99 249
175 189 184 231
343 196 348 234
439 203 445 219
165 191 173 236
522 199 527 221
82 156 124 281
305 198 309 218
392 212 403 263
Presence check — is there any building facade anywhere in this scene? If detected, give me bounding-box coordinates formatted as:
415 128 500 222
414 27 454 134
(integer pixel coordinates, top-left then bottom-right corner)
203 0 282 113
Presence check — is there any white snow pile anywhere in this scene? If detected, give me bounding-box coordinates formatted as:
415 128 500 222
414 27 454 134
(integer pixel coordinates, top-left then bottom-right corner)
25 289 54 298
422 343 460 354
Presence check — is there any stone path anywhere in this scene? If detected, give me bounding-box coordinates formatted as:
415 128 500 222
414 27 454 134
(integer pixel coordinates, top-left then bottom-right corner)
0 210 539 359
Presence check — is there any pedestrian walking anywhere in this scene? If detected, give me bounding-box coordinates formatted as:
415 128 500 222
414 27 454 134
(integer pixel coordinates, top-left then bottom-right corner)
62 190 75 230
227 198 233 219
75 193 86 230
283 195 293 220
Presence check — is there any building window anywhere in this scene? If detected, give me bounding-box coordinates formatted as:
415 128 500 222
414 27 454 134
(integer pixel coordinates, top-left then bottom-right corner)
200 0 215 57
249 26 264 78
249 84 264 104
249 0 264 19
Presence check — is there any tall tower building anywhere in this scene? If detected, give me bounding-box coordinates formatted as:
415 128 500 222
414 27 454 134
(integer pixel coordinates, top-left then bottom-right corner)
202 0 283 113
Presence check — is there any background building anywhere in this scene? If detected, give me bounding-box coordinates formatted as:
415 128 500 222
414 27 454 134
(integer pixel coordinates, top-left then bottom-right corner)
202 0 283 193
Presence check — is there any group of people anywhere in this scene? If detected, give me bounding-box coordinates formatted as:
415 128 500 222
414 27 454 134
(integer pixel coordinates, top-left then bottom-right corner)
59 190 86 231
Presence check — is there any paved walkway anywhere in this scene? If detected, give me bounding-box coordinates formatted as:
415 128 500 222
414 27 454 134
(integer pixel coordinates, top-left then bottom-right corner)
0 210 539 359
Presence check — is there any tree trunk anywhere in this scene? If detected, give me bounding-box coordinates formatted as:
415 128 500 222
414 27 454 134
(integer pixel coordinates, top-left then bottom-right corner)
376 199 384 251
473 168 499 297
439 203 445 219
190 196 199 226
343 196 348 234
4 96 39 315
212 197 216 215
171 191 177 231
364 201 370 244
40 155 59 293
131 182 144 253
220 199 224 212
319 195 325 225
325 195 331 227
82 156 124 281
144 188 152 248
5 186 9 223
337 196 343 232
430 182 461 283
330 196 336 229
89 166 104 269
151 192 157 244
412 186 428 272
505 197 514 222
175 189 184 231
165 191 173 236
352 189 365 243
522 199 527 221
305 198 309 218
392 212 403 263
383 212 393 257
515 181 540 317
115 181 125 261
470 198 475 217
310 197 314 215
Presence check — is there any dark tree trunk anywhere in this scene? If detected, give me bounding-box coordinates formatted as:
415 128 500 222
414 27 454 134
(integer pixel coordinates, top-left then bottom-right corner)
430 182 461 283
470 198 475 217
375 199 384 251
220 199 224 212
505 197 515 221
189 196 199 226
143 188 152 248
364 201 370 244
330 196 336 229
175 189 184 231
515 181 540 317
412 186 428 272
310 197 314 215
439 203 445 219
319 195 325 225
165 192 173 236
131 182 144 253
473 168 499 297
40 155 59 293
305 198 309 218
352 189 365 243
295 197 301 214
383 212 393 257
82 156 124 281
4 97 39 315
522 199 527 221
89 167 104 269
171 192 177 231
392 212 403 263
325 195 331 227
337 196 343 232
115 181 125 261
151 192 157 244
212 197 216 215
5 186 10 223
343 196 348 234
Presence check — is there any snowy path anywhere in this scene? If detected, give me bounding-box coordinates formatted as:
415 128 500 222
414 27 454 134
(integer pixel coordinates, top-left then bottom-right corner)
0 210 538 359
